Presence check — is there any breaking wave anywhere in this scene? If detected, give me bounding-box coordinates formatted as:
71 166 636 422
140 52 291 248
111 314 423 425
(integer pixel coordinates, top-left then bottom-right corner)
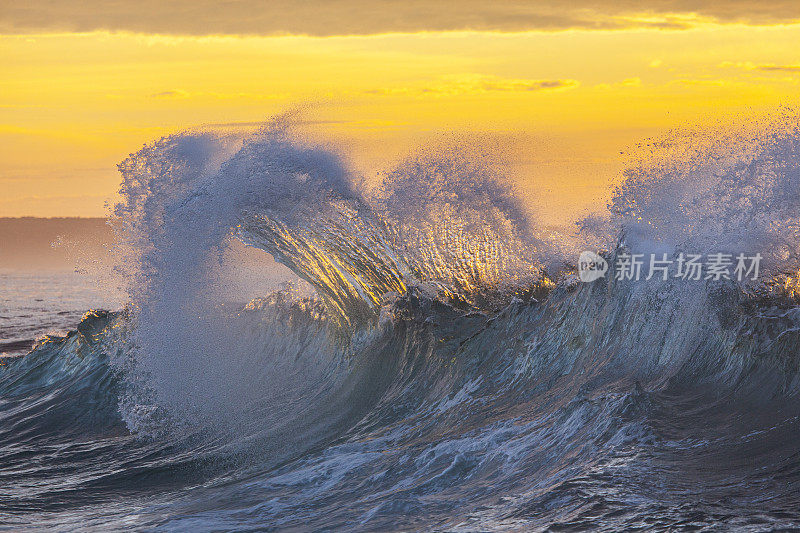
3 110 800 530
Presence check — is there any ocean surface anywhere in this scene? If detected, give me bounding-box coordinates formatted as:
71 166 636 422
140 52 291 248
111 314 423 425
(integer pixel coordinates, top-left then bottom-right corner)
2 114 800 531
0 270 124 357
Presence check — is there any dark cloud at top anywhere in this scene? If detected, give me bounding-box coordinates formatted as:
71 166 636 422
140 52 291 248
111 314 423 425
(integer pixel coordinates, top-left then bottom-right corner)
2 0 800 36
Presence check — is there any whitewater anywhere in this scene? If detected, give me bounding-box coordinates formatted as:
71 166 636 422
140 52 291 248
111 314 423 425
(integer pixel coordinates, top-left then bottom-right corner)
2 111 800 531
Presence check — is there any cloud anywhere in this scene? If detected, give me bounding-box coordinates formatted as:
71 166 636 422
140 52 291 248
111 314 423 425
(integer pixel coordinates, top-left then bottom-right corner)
365 76 579 97
2 1 800 36
755 64 800 72
148 90 286 100
593 77 642 89
671 78 729 87
150 89 190 99
619 77 642 87
475 77 579 92
720 61 800 73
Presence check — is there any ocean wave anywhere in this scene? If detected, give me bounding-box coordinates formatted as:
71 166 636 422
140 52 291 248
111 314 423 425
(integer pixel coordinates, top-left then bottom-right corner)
4 110 800 529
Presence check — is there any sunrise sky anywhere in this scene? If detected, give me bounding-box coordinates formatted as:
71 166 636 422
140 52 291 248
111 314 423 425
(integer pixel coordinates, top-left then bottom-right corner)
2 1 799 220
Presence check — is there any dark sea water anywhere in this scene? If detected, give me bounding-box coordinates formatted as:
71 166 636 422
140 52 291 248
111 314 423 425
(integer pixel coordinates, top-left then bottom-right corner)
3 114 800 531
4 271 800 531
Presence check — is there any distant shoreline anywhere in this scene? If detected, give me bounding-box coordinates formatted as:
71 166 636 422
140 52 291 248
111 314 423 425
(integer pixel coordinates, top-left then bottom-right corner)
0 217 114 270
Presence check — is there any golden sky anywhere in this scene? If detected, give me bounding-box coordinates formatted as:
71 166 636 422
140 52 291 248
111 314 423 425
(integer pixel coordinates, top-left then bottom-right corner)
1 2 799 220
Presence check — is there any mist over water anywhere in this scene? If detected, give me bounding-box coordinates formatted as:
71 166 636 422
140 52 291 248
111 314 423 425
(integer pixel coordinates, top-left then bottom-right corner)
3 109 800 530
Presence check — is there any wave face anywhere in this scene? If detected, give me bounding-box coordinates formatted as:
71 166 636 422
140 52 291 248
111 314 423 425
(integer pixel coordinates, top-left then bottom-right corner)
3 113 800 530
